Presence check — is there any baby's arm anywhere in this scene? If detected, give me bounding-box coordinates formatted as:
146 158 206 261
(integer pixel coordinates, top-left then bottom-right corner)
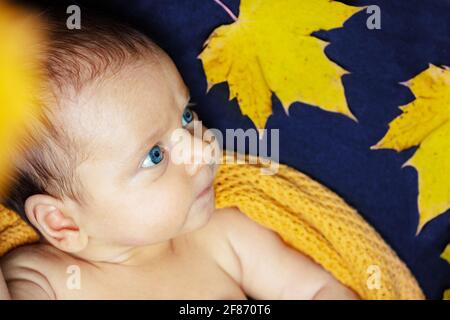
0 250 54 300
224 209 359 300
0 266 10 299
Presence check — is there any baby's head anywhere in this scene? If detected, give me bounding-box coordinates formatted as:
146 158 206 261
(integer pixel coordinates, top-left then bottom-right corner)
3 13 218 261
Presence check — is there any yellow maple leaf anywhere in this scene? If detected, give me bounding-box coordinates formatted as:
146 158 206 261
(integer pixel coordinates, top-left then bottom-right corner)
372 64 450 233
441 244 450 264
0 4 43 190
199 0 361 129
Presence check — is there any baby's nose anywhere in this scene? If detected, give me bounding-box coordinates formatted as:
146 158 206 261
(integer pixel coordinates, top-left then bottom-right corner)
185 134 208 176
169 126 218 176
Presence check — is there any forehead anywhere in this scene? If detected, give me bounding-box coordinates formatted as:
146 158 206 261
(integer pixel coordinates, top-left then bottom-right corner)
64 53 188 161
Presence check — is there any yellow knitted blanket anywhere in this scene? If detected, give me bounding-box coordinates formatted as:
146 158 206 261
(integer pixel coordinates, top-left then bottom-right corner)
214 153 424 300
0 153 424 299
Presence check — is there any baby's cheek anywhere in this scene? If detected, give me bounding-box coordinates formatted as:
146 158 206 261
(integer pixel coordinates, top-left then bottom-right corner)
121 190 191 243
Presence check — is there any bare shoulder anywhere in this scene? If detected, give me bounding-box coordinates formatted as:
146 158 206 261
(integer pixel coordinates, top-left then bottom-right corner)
204 206 269 231
196 206 272 243
206 206 283 246
0 244 75 299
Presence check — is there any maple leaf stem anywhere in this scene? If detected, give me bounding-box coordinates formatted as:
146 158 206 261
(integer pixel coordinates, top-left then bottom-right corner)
213 0 238 21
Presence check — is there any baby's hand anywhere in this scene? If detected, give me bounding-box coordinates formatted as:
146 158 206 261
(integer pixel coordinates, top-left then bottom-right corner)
223 208 359 300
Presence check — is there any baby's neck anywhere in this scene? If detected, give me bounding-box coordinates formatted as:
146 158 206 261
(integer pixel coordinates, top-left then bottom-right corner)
71 238 177 267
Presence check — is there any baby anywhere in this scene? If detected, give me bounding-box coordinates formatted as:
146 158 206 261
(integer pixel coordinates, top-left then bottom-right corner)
0 12 357 300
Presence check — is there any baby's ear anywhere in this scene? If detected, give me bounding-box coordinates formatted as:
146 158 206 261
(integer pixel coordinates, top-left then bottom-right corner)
25 194 88 253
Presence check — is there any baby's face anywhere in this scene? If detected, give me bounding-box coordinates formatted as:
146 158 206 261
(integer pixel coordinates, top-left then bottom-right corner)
64 53 218 249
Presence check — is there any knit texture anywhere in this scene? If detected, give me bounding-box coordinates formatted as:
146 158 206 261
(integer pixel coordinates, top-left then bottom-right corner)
0 204 39 257
0 153 424 299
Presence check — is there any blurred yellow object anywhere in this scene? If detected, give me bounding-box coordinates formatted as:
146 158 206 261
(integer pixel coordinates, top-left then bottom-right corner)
0 3 43 191
444 289 450 300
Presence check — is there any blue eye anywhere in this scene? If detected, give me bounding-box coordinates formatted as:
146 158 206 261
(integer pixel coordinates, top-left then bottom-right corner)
142 145 164 168
181 106 194 127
